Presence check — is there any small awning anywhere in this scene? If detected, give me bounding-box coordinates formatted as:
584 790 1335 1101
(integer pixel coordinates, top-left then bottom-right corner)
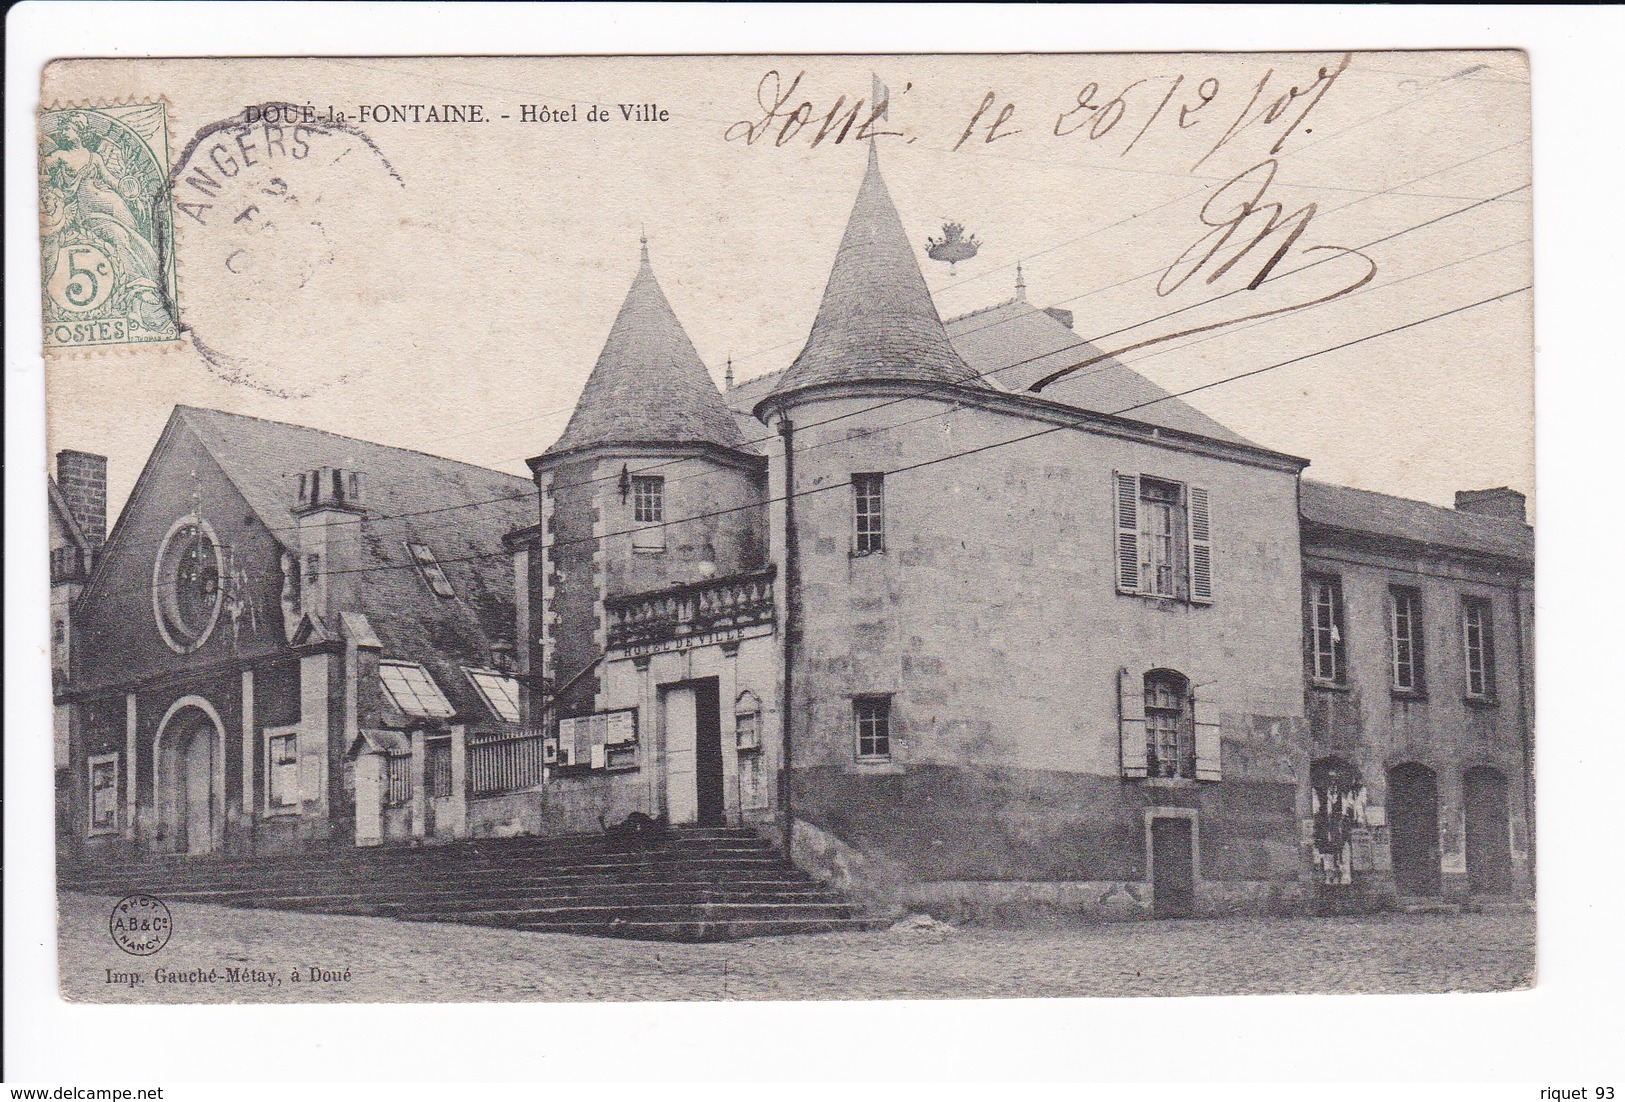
347 729 410 759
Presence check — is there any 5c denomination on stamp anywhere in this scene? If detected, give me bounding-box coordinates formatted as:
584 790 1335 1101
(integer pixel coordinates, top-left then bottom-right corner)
38 102 180 351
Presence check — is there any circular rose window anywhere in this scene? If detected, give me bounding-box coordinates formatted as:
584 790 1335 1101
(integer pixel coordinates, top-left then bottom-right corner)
152 516 224 653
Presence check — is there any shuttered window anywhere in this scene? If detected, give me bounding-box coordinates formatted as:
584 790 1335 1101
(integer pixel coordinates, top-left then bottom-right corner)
1145 672 1194 779
1114 472 1212 604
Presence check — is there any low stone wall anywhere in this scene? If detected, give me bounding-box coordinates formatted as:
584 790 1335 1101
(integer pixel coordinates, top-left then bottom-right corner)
466 771 652 840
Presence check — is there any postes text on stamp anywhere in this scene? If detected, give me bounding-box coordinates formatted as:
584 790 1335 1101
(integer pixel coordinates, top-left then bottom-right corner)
38 102 180 351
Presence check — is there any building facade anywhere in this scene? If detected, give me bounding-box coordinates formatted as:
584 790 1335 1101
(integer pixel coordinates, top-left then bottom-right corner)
58 146 1533 920
63 407 531 860
1300 482 1534 906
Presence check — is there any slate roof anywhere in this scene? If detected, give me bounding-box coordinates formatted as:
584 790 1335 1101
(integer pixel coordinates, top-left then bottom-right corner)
1300 480 1533 563
542 246 745 460
176 406 535 723
944 297 1256 446
764 144 983 403
48 477 93 554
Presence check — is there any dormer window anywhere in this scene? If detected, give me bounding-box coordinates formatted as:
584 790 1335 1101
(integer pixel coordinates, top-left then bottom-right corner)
379 660 456 719
406 541 454 598
464 667 521 724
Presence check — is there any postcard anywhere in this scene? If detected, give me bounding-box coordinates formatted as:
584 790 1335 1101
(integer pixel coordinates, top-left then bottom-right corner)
37 51 1533 1005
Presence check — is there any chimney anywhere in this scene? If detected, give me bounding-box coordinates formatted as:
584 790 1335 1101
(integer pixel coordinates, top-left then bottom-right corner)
290 466 367 621
1454 487 1526 523
55 450 107 550
1042 306 1074 330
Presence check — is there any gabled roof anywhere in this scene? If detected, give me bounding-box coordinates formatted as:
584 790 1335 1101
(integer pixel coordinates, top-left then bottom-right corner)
172 406 535 718
1300 480 1533 563
542 243 745 460
944 296 1256 447
47 476 92 553
764 144 983 405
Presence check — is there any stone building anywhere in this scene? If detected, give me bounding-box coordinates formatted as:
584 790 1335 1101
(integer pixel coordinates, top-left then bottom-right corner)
1299 482 1534 906
59 145 1533 921
63 406 530 859
51 450 106 838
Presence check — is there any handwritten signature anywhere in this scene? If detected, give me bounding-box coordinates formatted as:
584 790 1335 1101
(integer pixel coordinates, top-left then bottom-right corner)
1029 156 1375 393
724 70 910 148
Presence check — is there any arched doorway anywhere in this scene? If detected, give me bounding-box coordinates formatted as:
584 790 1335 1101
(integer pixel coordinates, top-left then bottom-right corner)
155 698 225 856
1387 763 1440 896
1464 766 1513 895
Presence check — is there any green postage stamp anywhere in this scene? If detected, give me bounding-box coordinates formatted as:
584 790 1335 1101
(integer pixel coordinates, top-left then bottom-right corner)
38 102 180 351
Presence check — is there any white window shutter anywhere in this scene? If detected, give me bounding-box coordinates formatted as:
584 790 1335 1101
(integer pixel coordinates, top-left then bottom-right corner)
1188 485 1213 604
1193 685 1221 781
1118 666 1147 778
1114 472 1140 594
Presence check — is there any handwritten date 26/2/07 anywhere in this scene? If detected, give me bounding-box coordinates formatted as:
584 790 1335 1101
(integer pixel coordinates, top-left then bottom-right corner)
727 55 1352 172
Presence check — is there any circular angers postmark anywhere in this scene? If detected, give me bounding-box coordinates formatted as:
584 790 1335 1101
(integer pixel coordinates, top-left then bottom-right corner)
109 894 172 956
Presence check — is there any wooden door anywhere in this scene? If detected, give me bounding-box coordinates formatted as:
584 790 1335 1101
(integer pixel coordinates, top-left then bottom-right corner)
694 679 725 827
183 730 213 855
663 685 698 825
1388 763 1440 896
1465 767 1513 895
1151 817 1195 918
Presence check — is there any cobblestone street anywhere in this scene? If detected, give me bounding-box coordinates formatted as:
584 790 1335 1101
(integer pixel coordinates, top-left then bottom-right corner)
60 892 1534 1003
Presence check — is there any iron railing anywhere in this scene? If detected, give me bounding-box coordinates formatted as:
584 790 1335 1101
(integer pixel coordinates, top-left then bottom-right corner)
468 729 549 797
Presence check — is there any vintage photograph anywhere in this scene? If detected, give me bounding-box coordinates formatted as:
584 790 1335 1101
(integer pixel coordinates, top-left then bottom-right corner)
38 51 1533 1004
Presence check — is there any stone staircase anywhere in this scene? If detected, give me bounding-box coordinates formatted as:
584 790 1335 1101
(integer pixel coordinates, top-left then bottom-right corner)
58 826 871 942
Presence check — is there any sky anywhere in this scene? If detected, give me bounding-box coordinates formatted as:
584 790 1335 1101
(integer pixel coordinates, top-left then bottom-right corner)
41 52 1532 520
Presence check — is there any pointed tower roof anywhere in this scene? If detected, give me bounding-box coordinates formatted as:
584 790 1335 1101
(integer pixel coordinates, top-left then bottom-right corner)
764 144 983 405
543 239 746 460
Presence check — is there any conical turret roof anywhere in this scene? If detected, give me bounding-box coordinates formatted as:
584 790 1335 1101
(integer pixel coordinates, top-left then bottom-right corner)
544 242 746 459
767 144 983 402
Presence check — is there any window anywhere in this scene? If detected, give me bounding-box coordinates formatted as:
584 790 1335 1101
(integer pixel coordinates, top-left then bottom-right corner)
734 690 762 750
631 476 664 523
153 517 224 653
1389 587 1424 693
1307 577 1346 684
1144 671 1195 779
87 752 119 835
1463 597 1497 700
1141 479 1181 597
265 728 300 812
1113 473 1213 603
853 473 885 555
379 660 457 719
854 695 891 761
464 667 521 724
406 542 455 599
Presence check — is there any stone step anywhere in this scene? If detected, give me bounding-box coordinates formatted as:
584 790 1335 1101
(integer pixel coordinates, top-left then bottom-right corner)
60 852 792 894
242 884 841 916
406 900 860 927
62 838 782 884
208 874 829 907
513 917 876 942
61 826 862 943
1394 897 1462 915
